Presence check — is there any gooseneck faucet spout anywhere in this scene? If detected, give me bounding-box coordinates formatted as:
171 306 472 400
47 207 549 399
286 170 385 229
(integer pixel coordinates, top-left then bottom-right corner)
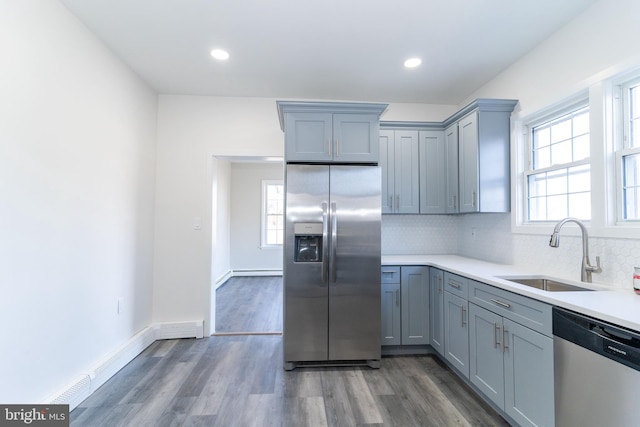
549 217 602 282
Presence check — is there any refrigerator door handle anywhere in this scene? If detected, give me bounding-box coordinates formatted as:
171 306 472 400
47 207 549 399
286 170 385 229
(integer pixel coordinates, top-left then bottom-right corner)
322 202 329 282
330 201 338 283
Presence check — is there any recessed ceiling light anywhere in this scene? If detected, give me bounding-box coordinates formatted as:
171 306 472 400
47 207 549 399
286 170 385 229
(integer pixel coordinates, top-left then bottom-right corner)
210 49 230 61
404 58 422 68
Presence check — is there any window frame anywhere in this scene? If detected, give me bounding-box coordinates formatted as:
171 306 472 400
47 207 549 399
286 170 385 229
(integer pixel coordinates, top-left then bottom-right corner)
522 99 591 224
615 75 640 223
260 179 284 248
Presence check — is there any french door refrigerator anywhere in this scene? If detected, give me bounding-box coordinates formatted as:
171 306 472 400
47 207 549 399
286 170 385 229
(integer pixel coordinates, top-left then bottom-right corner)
283 164 381 370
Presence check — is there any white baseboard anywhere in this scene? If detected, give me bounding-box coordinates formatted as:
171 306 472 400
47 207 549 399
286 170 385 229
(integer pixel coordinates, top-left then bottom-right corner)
232 269 283 277
47 321 203 411
214 270 233 290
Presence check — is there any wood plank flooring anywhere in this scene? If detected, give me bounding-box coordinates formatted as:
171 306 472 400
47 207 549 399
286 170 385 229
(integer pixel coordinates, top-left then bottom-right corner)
70 335 509 426
215 276 283 334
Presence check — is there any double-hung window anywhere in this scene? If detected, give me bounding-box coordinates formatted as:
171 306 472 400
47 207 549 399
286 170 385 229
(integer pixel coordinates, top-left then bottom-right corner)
617 78 640 220
261 180 284 247
525 103 591 221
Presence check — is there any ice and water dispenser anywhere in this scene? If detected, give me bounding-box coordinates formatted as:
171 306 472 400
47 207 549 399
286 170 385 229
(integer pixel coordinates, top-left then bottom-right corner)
294 223 323 262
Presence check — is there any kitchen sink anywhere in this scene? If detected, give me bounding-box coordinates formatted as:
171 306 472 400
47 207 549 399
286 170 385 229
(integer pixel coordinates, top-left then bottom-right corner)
496 275 594 292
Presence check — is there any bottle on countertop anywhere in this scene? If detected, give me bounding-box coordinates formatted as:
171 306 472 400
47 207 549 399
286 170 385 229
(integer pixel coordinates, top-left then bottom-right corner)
634 267 640 295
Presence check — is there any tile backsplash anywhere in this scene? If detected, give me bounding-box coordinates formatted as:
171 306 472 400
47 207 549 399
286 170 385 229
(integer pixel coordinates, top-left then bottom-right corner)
382 213 640 290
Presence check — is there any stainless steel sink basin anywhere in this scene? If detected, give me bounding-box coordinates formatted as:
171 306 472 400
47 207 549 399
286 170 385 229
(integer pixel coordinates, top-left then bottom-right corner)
497 275 594 292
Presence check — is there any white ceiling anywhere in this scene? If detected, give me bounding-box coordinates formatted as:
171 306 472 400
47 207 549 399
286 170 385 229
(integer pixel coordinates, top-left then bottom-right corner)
59 0 596 105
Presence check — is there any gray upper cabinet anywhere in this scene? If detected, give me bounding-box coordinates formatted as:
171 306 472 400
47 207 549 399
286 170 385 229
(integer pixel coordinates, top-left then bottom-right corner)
444 123 459 214
455 101 517 213
380 130 420 214
277 101 388 164
419 130 445 214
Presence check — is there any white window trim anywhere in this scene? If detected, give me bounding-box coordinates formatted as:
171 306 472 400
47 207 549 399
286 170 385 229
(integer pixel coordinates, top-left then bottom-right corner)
512 76 640 240
260 179 283 249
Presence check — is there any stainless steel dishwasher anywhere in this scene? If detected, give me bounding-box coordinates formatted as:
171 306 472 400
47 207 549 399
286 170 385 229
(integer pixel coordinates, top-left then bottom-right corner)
553 307 640 426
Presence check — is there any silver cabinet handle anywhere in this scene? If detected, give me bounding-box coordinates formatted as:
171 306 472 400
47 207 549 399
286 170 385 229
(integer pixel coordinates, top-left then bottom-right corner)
327 138 332 157
461 306 467 327
448 281 461 289
321 202 329 282
389 195 393 210
395 289 400 307
438 275 443 293
493 323 501 348
396 195 400 212
335 139 339 157
452 194 457 209
502 327 509 352
472 191 476 208
330 202 337 283
382 270 396 274
491 299 511 309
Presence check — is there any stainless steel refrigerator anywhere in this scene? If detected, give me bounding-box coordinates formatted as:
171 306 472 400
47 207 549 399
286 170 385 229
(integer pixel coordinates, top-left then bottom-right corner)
283 164 381 370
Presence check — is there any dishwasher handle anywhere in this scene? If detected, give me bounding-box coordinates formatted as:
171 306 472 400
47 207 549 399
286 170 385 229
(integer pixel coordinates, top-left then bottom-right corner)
553 307 640 372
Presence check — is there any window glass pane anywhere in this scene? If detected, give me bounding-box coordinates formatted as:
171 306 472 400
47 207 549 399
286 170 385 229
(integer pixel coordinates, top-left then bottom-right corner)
546 194 568 220
533 146 550 169
528 196 547 221
551 140 572 165
572 134 590 161
546 169 567 196
528 173 547 198
263 182 284 245
573 111 590 136
568 164 590 193
551 119 572 144
623 154 640 220
533 127 550 150
568 192 591 220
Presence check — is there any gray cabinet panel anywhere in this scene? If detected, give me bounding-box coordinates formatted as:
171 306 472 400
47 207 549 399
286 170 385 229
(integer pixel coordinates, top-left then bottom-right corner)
469 304 505 410
503 318 554 427
333 114 379 163
429 268 445 356
401 266 429 345
380 130 419 214
419 130 445 214
444 291 469 378
459 111 479 213
444 123 459 213
285 112 333 162
381 282 401 346
380 130 394 214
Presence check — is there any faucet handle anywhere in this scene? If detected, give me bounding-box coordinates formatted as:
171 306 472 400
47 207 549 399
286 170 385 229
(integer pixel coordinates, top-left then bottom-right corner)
588 256 602 274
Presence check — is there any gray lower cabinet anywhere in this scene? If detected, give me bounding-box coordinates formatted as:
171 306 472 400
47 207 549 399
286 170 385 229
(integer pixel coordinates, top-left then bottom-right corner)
468 280 554 427
381 266 429 346
429 268 444 355
443 291 469 378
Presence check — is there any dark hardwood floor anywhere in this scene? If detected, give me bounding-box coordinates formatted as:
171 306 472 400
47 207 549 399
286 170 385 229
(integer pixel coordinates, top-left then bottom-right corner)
215 276 283 334
70 277 509 426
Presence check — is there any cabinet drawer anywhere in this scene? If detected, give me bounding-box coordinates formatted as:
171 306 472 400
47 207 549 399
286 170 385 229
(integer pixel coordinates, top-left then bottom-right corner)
469 280 552 337
381 266 401 284
444 272 469 299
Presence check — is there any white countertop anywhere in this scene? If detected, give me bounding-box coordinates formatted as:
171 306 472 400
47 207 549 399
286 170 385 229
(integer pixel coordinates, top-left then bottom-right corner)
382 254 640 333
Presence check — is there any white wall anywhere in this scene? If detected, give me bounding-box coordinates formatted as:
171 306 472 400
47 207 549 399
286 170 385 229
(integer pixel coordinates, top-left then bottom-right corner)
153 96 447 335
456 0 640 288
230 162 284 272
0 1 157 402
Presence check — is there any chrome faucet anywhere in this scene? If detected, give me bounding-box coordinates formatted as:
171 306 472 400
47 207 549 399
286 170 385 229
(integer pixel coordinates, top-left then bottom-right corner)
549 217 602 282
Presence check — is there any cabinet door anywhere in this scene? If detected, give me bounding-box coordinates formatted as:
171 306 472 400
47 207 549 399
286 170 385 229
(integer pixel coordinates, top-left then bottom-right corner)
458 111 479 213
381 282 401 346
400 266 429 345
284 112 333 162
419 130 445 214
469 304 505 410
333 114 379 163
429 268 445 356
503 319 555 427
380 130 395 214
444 292 469 378
444 123 459 213
394 131 420 214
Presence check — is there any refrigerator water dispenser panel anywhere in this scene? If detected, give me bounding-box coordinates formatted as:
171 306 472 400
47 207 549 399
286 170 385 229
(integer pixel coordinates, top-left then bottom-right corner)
294 222 323 263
